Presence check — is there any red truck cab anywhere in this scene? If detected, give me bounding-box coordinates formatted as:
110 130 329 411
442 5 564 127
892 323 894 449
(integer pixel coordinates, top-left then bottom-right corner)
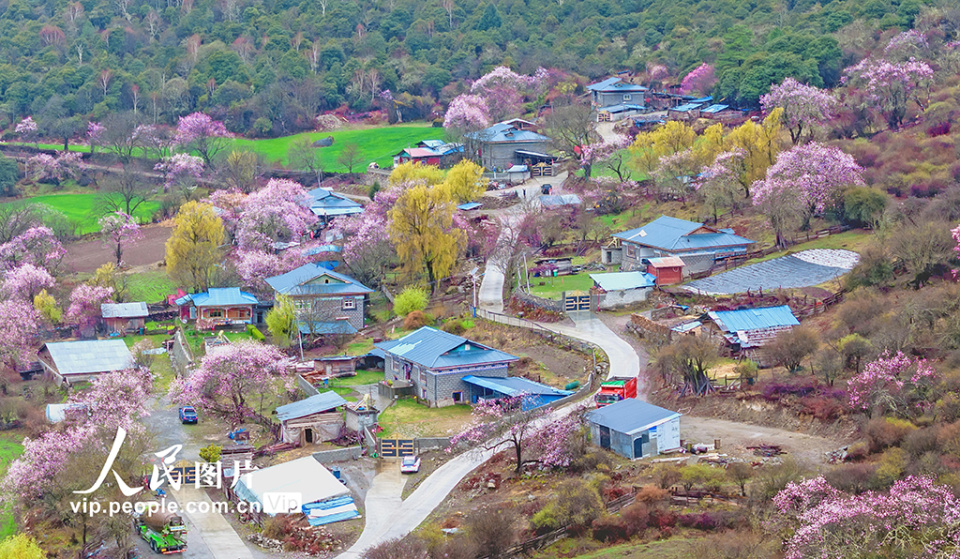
595 376 638 407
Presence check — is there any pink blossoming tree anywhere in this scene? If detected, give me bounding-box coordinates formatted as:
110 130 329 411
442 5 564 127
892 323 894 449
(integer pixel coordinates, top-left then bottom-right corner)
71 367 152 433
235 179 317 251
99 211 143 266
168 340 290 427
174 112 231 164
679 63 716 96
443 94 491 130
842 56 934 129
773 475 960 559
0 225 66 272
154 153 204 190
847 351 939 418
752 143 864 247
2 424 96 501
696 149 750 222
86 121 105 152
1 263 55 301
15 116 38 143
0 299 41 368
66 284 114 333
761 78 838 144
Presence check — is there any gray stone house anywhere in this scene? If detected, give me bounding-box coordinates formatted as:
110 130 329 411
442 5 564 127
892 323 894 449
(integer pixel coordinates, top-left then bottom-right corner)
612 215 754 276
375 327 519 407
465 120 554 171
586 77 648 109
265 263 373 334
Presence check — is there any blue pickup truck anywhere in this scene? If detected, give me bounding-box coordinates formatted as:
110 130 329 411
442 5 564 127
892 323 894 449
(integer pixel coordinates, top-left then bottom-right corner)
178 406 198 424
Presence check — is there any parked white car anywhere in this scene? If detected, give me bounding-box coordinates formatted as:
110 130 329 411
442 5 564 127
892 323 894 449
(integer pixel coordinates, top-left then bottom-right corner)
400 455 421 474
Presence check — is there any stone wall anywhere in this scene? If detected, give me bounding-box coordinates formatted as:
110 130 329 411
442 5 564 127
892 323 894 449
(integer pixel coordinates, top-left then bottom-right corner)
511 290 565 314
170 329 194 375
312 446 364 464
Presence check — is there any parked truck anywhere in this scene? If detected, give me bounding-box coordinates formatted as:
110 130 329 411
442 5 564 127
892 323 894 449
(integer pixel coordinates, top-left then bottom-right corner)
135 508 187 554
594 376 638 407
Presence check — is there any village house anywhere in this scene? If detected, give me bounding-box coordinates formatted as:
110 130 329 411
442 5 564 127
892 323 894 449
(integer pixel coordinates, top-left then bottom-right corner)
306 187 363 222
275 391 347 445
589 271 657 309
265 264 373 333
38 339 135 385
345 394 379 434
701 305 800 360
586 77 648 109
393 140 464 167
101 302 149 334
376 326 519 407
465 120 554 171
645 256 686 286
175 287 260 330
586 399 682 460
611 215 755 275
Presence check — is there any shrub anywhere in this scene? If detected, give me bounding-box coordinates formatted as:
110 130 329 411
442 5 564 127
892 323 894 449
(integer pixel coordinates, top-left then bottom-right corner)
937 419 960 457
679 463 726 492
591 514 628 542
247 324 265 341
362 537 429 559
649 509 677 530
530 504 560 534
845 441 870 461
903 426 941 458
651 464 682 489
872 447 908 488
199 444 222 463
798 396 845 421
466 507 517 559
619 501 649 536
531 479 604 535
824 462 878 493
394 287 429 317
441 319 466 336
634 485 668 503
865 417 917 453
403 310 430 330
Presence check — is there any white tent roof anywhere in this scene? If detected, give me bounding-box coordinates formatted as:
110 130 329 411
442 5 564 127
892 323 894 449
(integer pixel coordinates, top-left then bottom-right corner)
234 456 348 512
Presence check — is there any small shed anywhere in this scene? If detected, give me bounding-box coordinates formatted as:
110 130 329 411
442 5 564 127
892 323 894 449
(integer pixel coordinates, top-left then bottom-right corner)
314 355 357 377
589 271 657 309
586 399 681 460
702 305 800 352
101 302 149 334
45 403 88 424
461 375 572 410
646 256 686 286
505 164 529 184
345 394 379 434
276 392 347 445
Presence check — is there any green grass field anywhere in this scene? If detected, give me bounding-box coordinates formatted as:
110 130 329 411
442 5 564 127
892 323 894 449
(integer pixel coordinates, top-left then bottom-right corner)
528 271 596 300
125 270 178 303
4 193 161 235
228 123 445 170
8 123 445 173
0 434 25 539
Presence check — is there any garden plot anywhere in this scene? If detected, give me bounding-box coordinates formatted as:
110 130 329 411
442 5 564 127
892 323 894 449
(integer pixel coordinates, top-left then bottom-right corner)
685 249 859 295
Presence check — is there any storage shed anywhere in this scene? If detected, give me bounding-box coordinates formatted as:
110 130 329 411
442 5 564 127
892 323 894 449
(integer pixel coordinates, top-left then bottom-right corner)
461 375 572 410
38 339 135 385
275 392 347 445
101 302 149 334
702 305 800 351
646 256 686 286
587 399 681 460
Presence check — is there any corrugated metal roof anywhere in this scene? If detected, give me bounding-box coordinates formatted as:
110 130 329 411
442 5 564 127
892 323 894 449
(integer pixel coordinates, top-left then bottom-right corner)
296 320 358 335
375 327 518 369
45 340 134 376
599 104 644 113
590 271 656 291
465 121 552 144
706 305 799 333
46 403 87 423
586 77 647 92
307 188 364 218
671 321 702 333
266 263 372 296
276 392 347 422
458 202 483 211
176 287 259 307
586 398 681 435
647 256 686 268
613 215 753 252
539 194 581 209
462 375 572 397
101 302 149 318
506 165 528 173
420 139 444 148
701 104 731 114
670 103 704 112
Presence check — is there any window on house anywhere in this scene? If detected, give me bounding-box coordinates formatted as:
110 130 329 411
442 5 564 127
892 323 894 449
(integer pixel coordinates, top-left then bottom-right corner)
342 298 356 310
623 94 631 100
207 309 223 318
453 391 463 403
625 244 636 258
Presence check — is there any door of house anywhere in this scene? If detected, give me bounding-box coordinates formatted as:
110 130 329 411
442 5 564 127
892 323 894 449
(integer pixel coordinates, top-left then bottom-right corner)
599 426 611 449
634 432 649 459
564 293 591 312
304 428 314 444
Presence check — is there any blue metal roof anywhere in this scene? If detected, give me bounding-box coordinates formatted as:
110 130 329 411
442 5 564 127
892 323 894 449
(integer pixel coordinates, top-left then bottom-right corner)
276 392 348 422
701 104 730 114
44 340 134 376
174 287 259 307
587 398 681 436
458 202 483 211
266 263 373 296
590 271 656 292
706 305 799 333
301 244 342 256
599 104 644 113
462 375 572 397
689 96 713 103
586 77 648 93
671 321 702 333
306 188 364 218
296 320 358 335
539 194 581 209
613 215 753 252
670 103 703 112
375 327 518 370
465 122 551 144
420 139 444 148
